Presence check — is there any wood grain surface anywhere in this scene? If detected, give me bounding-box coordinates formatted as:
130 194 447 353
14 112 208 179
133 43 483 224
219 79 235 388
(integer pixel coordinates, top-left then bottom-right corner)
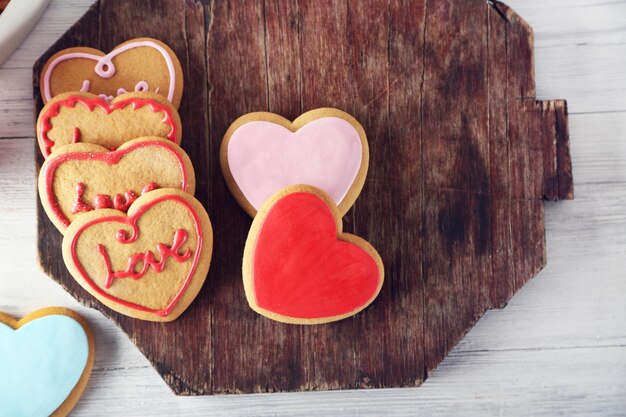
33 0 572 395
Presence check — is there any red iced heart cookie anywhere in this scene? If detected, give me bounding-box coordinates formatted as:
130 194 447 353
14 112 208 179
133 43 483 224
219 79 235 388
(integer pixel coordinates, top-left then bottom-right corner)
62 189 213 322
243 185 384 324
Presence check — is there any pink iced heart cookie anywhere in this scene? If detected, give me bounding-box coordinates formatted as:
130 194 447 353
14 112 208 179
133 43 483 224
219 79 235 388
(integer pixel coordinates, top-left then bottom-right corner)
220 108 369 217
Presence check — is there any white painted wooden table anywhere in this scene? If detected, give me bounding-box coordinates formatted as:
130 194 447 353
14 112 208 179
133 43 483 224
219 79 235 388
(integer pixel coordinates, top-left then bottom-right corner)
1 0 625 415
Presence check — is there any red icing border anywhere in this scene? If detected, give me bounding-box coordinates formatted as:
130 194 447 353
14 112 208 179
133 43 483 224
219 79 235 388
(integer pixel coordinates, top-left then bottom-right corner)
39 96 178 157
68 194 203 317
42 140 189 228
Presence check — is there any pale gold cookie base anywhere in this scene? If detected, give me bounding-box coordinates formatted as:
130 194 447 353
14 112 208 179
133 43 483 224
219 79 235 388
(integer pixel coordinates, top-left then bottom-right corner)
38 136 196 233
220 108 370 217
36 91 183 156
242 184 384 325
61 188 213 322
39 38 184 109
0 307 95 417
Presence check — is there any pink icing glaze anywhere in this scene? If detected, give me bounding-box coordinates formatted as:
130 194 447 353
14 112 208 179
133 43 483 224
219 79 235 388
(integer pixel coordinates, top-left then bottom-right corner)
42 40 176 103
227 117 363 210
79 79 90 92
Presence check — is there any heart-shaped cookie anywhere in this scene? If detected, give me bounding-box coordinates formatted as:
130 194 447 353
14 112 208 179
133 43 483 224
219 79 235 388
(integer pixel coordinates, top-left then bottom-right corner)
39 137 196 232
243 185 384 324
0 307 94 417
62 189 213 322
40 37 183 107
221 108 369 217
37 92 182 157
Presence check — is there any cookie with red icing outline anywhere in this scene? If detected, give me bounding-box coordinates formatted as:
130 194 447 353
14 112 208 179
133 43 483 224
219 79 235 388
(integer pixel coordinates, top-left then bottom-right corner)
62 188 213 322
37 91 182 158
40 37 183 108
243 185 384 324
38 137 196 233
0 307 94 417
220 108 369 217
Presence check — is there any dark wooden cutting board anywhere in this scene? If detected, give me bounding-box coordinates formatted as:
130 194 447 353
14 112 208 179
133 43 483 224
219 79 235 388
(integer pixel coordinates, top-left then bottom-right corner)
34 0 573 395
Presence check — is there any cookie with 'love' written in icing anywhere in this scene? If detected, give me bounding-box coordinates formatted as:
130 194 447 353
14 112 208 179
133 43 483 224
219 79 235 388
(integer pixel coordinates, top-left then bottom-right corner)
38 137 196 233
40 37 183 108
37 91 182 158
62 189 213 322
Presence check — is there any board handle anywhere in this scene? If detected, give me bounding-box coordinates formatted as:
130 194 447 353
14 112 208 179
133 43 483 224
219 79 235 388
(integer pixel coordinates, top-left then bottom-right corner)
539 99 574 201
508 99 574 202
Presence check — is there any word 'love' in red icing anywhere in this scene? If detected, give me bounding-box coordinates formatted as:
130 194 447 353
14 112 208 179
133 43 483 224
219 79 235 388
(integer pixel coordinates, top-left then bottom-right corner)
40 139 191 231
67 193 205 317
97 229 191 288
71 182 159 214
247 190 383 323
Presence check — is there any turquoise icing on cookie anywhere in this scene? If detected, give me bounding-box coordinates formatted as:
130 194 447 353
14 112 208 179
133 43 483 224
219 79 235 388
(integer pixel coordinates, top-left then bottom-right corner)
0 314 89 417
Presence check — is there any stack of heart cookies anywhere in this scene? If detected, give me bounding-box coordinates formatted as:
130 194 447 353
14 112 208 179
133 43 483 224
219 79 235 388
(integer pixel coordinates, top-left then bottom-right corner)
220 109 384 324
36 38 213 322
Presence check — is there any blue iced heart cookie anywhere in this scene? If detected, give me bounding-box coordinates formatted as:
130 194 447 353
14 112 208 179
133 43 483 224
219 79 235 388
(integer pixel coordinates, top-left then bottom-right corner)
0 308 93 417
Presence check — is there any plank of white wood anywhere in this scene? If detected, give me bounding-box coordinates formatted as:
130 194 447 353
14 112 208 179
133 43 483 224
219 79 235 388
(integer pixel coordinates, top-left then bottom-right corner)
0 98 33 138
535 42 626 114
570 112 626 184
507 0 626 48
66 346 626 416
506 0 626 113
0 68 31 101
